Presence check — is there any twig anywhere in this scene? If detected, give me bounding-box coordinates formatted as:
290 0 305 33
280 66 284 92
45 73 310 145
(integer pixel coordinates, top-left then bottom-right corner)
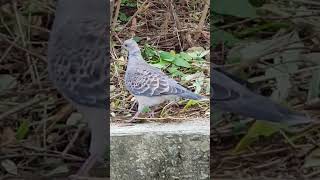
0 33 47 62
0 152 84 161
46 104 74 132
167 0 182 50
62 125 84 156
194 0 209 41
111 0 121 30
221 147 290 161
0 96 46 120
117 0 149 34
0 36 18 63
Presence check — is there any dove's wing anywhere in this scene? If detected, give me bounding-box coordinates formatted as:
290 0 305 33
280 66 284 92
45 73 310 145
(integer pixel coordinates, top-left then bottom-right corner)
48 20 107 108
125 68 187 97
124 39 203 100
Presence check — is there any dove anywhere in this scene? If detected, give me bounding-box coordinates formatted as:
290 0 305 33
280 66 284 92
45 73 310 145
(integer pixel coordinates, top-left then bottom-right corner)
47 0 110 177
212 68 313 125
123 39 206 122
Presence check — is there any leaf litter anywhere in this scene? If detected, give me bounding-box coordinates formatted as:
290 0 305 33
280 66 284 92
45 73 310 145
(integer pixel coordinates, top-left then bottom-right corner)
212 0 320 179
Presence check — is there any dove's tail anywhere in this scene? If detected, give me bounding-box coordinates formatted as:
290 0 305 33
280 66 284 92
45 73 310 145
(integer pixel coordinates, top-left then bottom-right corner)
179 91 208 101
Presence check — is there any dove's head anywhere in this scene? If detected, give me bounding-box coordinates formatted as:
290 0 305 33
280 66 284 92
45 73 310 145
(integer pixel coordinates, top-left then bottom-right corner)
122 39 140 54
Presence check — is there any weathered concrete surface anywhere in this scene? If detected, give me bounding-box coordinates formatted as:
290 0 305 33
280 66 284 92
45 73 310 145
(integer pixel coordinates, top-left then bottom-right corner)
110 119 210 180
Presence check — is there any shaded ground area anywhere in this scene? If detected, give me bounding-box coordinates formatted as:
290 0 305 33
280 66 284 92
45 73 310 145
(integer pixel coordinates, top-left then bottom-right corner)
212 0 320 179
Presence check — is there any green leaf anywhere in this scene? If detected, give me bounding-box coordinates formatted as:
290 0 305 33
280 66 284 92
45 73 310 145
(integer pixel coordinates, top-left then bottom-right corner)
143 45 157 58
151 60 170 69
193 77 204 94
233 121 286 154
186 48 209 60
132 37 142 43
119 12 130 22
142 106 151 113
173 57 191 68
179 52 192 61
16 120 30 140
183 100 198 109
121 0 136 7
212 0 257 18
159 51 175 62
168 66 184 77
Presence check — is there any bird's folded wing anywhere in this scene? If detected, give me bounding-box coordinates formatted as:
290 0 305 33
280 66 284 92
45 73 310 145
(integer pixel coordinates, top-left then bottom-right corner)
48 29 107 108
126 68 187 97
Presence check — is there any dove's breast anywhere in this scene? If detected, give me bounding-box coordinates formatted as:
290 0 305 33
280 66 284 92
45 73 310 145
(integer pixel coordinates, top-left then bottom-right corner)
134 95 177 110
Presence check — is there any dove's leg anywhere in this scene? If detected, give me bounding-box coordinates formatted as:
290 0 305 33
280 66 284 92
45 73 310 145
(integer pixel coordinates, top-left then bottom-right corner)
126 111 140 123
126 102 149 123
148 109 155 118
129 100 137 111
74 105 108 177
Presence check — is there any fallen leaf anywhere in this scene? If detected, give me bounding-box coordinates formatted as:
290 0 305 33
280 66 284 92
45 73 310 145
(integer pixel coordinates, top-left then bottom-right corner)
1 159 18 175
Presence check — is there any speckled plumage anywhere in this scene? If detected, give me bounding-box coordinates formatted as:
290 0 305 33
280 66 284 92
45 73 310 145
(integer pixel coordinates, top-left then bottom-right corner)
48 8 107 108
47 0 109 177
123 39 204 121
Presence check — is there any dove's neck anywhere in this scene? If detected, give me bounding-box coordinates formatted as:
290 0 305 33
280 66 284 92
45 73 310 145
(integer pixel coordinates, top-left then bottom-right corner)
129 48 141 56
128 49 146 64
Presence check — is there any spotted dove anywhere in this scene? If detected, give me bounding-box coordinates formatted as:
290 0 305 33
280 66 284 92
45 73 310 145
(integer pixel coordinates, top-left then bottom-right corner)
123 39 206 122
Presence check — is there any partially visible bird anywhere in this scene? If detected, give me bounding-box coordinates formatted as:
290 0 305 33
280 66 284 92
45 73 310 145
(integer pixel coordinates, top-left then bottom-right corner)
47 0 109 177
212 68 313 125
123 39 207 122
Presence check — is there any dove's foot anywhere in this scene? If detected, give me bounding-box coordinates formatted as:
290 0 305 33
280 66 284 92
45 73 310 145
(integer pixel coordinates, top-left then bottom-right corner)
148 110 155 118
125 111 141 123
125 117 140 123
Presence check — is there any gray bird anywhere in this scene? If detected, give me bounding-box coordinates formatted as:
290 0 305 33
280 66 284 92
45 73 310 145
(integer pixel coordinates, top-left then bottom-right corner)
212 68 312 125
123 39 206 122
48 0 109 177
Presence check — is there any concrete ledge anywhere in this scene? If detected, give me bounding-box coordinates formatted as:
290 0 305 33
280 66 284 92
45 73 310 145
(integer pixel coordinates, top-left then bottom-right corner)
110 119 210 180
